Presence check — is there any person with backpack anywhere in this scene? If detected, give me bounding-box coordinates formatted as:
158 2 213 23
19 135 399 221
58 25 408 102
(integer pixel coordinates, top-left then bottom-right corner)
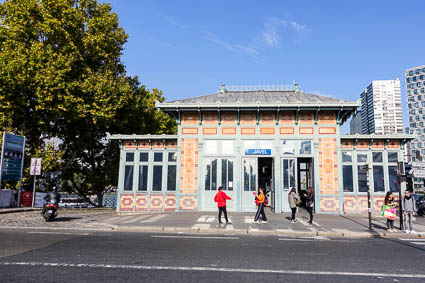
253 187 267 223
214 186 232 224
402 190 417 234
288 187 300 223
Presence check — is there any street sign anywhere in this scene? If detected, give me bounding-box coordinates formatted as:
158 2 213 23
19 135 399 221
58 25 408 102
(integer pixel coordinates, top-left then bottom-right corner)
397 161 405 175
411 161 425 168
0 133 25 181
412 169 425 178
30 158 42 175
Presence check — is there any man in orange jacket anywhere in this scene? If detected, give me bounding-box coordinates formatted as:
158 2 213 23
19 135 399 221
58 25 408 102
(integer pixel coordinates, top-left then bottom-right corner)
214 186 232 224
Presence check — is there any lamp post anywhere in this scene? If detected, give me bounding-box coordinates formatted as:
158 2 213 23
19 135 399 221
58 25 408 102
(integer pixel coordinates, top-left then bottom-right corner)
360 164 373 230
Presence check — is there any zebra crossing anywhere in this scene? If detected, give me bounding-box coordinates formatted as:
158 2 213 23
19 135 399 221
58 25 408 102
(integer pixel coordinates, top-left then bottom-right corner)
398 238 425 246
105 214 167 224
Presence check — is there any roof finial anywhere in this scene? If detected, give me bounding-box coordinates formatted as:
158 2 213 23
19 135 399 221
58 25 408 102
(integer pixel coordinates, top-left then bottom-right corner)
220 84 226 93
293 80 301 93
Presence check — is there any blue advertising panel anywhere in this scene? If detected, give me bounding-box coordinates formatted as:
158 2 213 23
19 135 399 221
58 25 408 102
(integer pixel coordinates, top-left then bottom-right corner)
1 133 25 181
245 149 271 155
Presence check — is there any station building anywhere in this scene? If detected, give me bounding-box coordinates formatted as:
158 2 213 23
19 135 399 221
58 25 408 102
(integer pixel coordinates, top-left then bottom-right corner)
108 85 414 214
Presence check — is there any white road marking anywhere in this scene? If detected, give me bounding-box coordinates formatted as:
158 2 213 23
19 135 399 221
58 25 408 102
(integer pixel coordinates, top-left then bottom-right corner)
191 224 211 229
411 242 425 245
26 232 90 236
141 214 167 223
106 216 135 224
2 262 425 278
197 216 207 222
244 216 252 224
296 218 310 226
151 235 239 240
398 238 425 241
120 215 151 224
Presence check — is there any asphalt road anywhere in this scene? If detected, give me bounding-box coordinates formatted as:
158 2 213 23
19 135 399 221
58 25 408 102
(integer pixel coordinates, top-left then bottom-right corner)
0 228 424 282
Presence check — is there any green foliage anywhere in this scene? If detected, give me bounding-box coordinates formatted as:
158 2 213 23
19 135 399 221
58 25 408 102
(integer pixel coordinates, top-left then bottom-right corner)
0 0 177 205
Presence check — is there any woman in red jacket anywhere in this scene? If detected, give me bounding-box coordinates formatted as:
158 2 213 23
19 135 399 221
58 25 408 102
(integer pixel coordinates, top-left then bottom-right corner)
214 186 232 224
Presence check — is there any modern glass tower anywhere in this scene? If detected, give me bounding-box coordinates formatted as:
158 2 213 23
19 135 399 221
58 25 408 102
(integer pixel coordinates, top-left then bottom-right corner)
360 79 403 135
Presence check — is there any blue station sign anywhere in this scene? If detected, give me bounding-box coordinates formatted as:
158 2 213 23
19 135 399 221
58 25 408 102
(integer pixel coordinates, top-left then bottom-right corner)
245 149 271 155
1 133 25 181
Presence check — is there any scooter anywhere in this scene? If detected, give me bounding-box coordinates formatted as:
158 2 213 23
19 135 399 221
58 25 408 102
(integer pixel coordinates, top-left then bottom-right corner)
42 199 58 222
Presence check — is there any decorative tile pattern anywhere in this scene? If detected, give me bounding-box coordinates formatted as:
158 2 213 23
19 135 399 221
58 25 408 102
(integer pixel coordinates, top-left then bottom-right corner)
240 112 256 125
357 196 369 213
152 140 164 149
371 140 384 149
298 111 314 124
221 112 237 125
203 112 218 125
387 140 400 149
318 111 336 124
150 194 163 211
260 128 275 134
164 194 177 211
280 127 294 135
167 140 177 148
320 197 339 212
182 128 198 135
241 127 256 135
343 196 356 213
202 128 217 135
260 111 275 125
135 194 148 211
222 127 236 135
138 140 150 149
318 138 338 195
179 195 197 210
120 194 134 211
299 127 314 135
319 127 336 134
179 138 199 194
341 140 353 149
279 111 295 124
181 112 199 125
356 140 369 149
123 141 136 149
374 196 385 214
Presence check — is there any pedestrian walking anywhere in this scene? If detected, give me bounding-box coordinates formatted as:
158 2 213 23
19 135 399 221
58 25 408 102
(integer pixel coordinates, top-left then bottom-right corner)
304 187 314 224
214 186 232 224
253 188 267 223
402 190 417 234
288 187 300 223
384 191 396 232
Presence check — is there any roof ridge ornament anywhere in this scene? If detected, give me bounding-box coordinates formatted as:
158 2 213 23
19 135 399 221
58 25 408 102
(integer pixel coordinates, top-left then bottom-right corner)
218 84 296 92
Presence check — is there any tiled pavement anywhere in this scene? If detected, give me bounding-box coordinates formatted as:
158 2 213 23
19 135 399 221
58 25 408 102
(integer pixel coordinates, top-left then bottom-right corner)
1 208 424 238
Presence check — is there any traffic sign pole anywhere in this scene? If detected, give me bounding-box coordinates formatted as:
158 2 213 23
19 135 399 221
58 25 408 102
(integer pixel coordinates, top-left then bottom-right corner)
32 175 36 208
17 137 25 207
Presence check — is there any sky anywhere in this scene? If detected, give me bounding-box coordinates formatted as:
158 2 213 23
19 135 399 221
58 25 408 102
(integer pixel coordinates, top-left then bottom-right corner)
104 0 425 133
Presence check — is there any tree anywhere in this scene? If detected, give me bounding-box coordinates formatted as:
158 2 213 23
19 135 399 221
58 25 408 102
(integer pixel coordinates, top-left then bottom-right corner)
0 0 176 206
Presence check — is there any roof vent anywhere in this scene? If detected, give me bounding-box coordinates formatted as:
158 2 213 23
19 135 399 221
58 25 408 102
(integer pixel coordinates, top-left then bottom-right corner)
293 81 301 93
219 84 226 93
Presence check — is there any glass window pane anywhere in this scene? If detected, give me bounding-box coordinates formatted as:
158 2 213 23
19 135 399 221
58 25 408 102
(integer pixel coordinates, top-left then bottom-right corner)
167 165 176 191
357 153 367 163
222 159 228 190
388 152 398 162
126 152 134 162
152 165 162 191
205 163 211 191
283 159 289 190
250 160 256 191
154 152 163 162
259 140 272 149
124 165 133 191
299 141 312 154
289 160 295 187
357 166 368 193
211 159 217 190
373 166 384 192
342 151 352 162
168 152 177 162
244 160 249 191
282 140 296 155
343 165 353 192
388 166 398 193
205 141 218 154
222 140 234 155
372 152 383 163
139 152 149 162
228 160 233 191
138 165 148 191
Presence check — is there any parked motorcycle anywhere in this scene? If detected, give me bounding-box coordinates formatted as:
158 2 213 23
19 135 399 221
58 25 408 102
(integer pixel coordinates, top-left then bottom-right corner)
42 198 58 222
417 202 425 217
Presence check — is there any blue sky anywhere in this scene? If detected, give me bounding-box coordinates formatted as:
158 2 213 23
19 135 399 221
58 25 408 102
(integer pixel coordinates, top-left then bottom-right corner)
105 0 425 131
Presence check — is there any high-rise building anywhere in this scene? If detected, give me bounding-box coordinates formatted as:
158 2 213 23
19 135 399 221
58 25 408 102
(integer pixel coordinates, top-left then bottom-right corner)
350 110 362 134
406 64 425 161
359 79 403 135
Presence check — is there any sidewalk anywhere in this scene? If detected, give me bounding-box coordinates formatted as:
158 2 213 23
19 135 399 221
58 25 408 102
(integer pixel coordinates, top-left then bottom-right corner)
91 208 425 238
0 207 40 214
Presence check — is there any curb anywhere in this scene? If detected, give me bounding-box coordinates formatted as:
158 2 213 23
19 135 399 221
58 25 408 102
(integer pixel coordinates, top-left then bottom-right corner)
0 208 40 214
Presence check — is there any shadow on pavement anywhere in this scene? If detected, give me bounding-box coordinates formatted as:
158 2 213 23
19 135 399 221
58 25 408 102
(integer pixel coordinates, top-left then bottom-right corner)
49 217 82 222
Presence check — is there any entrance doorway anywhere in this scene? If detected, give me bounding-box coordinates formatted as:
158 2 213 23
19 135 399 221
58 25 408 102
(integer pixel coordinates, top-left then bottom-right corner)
297 158 313 207
241 157 274 212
